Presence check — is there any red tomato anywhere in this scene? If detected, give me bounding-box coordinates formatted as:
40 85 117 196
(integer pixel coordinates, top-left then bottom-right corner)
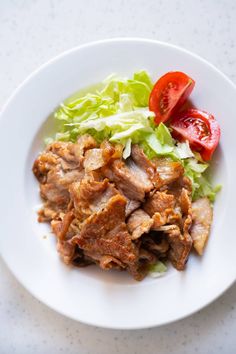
170 109 221 161
149 71 195 123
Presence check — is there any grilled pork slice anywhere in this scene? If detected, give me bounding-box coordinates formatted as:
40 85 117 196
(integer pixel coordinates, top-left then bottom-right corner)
70 178 118 221
152 188 193 270
127 209 154 240
125 199 141 217
33 154 84 221
131 144 159 185
143 191 178 228
191 197 213 255
73 195 139 274
92 254 126 270
83 149 105 172
83 141 123 172
144 191 175 216
102 158 153 201
153 158 184 187
33 136 97 221
51 210 81 265
179 188 192 215
141 231 170 257
158 224 192 270
48 134 97 169
75 134 98 157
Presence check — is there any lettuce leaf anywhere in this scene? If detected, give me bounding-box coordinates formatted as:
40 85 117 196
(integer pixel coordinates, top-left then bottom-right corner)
148 261 167 278
123 138 132 159
173 141 194 159
145 123 174 156
183 158 221 201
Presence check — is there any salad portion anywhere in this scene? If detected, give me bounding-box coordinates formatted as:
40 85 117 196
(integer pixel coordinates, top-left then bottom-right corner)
33 70 221 280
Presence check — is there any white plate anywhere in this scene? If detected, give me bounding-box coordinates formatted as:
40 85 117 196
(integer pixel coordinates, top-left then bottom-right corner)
0 38 236 330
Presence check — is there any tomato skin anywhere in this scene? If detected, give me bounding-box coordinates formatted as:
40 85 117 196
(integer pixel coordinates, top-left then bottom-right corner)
170 109 221 161
149 71 195 123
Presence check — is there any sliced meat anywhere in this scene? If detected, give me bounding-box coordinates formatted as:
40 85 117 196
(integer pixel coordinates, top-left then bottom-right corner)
47 141 82 169
51 210 75 240
101 140 123 161
131 144 159 184
102 158 153 201
179 188 192 215
144 191 180 229
150 208 181 229
168 229 192 270
190 198 213 255
131 248 158 281
125 199 141 217
70 178 118 221
73 195 139 274
72 253 94 267
151 212 168 228
76 134 98 156
34 150 84 221
131 145 155 171
156 188 193 271
138 248 157 265
33 139 93 221
33 151 58 183
153 158 184 187
126 158 153 194
83 149 105 172
83 142 125 173
127 209 154 240
40 169 84 204
46 135 96 171
165 175 192 198
56 239 76 264
159 187 193 270
141 231 170 256
38 203 59 222
57 240 93 266
158 225 192 270
51 210 81 264
144 191 175 216
99 255 126 270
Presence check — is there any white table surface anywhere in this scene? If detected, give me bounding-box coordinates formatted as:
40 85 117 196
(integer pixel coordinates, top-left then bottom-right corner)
0 1 236 353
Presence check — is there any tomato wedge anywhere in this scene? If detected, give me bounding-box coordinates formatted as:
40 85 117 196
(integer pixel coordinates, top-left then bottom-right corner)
149 71 195 124
170 109 221 161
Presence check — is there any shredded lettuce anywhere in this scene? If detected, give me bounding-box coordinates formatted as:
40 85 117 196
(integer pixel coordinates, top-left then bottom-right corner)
144 123 174 156
173 141 194 159
123 138 132 159
183 158 221 201
50 70 220 202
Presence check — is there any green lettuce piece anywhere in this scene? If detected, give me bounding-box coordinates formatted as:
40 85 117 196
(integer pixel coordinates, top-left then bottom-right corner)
145 123 174 156
123 138 132 159
133 70 153 89
156 123 174 147
149 261 167 278
183 158 221 201
173 141 194 159
127 70 153 106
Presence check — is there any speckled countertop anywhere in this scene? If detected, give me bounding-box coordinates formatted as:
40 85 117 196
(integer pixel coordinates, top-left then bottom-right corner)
0 1 236 353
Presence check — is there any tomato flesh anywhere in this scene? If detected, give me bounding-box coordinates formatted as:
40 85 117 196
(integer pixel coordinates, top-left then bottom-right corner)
149 71 195 123
170 109 221 161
